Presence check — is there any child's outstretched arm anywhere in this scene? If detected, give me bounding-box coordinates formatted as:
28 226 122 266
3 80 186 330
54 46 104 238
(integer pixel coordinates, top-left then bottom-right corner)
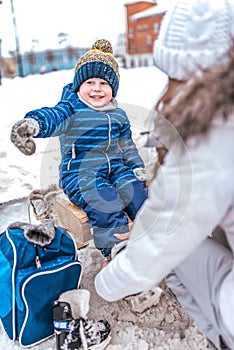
10 83 77 155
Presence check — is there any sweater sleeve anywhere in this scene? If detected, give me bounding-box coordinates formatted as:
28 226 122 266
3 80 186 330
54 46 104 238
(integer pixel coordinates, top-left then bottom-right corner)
24 84 77 138
94 126 234 301
24 102 74 138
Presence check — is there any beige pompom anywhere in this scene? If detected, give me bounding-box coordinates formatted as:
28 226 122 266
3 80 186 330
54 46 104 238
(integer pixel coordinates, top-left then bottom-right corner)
91 39 113 54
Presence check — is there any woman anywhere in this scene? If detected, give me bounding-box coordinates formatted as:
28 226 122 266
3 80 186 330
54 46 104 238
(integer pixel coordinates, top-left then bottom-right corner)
95 1 234 349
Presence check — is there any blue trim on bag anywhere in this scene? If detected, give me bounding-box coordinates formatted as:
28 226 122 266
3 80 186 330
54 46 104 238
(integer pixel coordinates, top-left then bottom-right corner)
19 261 82 348
1 228 82 348
6 229 17 341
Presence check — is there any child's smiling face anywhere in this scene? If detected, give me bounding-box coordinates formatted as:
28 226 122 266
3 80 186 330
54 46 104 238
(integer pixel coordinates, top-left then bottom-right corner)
79 78 113 108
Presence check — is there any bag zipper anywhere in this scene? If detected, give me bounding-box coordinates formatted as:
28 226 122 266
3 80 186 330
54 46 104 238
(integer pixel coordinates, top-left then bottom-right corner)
103 112 111 174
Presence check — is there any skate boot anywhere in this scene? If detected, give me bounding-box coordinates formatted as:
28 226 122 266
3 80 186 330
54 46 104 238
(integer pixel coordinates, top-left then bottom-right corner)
53 300 111 350
124 285 162 313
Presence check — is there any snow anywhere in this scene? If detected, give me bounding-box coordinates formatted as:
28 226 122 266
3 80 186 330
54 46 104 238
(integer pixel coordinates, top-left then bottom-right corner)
0 0 127 55
0 67 209 349
131 4 168 21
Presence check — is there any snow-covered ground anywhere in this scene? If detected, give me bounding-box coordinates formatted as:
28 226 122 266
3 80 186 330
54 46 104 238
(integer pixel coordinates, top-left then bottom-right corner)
0 67 209 349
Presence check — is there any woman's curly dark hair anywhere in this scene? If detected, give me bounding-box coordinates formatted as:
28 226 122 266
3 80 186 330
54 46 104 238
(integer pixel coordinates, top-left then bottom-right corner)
155 54 234 145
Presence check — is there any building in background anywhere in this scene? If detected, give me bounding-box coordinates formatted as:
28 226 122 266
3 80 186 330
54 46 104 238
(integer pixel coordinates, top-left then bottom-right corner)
1 46 89 78
1 1 168 78
120 0 167 68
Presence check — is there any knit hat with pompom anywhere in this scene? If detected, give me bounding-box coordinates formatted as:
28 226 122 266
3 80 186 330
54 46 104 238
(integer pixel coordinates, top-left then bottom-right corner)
154 0 234 81
73 39 120 97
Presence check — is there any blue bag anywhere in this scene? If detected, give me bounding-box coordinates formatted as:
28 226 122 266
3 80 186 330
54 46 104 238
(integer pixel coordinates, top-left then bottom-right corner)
0 221 82 348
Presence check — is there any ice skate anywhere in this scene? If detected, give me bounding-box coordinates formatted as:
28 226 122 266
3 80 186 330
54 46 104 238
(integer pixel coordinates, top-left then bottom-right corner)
125 286 162 313
53 289 111 350
58 289 91 319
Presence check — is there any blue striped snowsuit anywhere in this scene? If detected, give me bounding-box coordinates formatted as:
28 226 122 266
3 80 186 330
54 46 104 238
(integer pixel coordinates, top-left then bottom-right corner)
25 83 147 253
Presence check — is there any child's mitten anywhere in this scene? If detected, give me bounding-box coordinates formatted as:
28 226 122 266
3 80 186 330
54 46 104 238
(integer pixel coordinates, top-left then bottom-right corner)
10 118 39 155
